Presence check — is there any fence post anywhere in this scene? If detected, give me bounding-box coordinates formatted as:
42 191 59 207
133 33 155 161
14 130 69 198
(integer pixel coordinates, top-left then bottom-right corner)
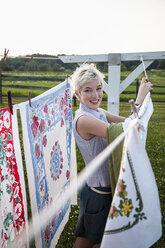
0 69 2 104
136 79 139 98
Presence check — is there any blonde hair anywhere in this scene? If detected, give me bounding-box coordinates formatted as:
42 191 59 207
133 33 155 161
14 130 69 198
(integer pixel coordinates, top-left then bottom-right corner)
71 63 104 95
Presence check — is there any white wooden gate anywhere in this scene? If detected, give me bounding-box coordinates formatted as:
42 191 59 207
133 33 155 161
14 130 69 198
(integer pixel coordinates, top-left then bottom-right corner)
59 51 165 115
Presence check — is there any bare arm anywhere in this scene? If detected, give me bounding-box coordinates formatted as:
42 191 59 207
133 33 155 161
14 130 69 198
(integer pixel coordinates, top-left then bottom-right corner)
103 77 153 123
76 115 109 139
103 109 126 123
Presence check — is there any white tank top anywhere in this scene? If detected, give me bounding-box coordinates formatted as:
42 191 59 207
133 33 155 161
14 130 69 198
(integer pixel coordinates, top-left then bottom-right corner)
73 103 110 187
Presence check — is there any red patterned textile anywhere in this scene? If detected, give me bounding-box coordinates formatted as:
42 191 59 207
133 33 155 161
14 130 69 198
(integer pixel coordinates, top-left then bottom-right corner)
0 107 28 247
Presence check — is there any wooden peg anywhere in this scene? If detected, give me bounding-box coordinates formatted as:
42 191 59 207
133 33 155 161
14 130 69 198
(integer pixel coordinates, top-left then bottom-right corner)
66 74 69 81
129 99 139 118
3 48 9 61
65 75 70 85
129 99 145 131
28 91 31 107
8 91 13 115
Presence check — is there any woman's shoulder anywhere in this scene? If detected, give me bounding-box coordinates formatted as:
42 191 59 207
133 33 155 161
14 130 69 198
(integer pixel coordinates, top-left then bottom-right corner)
74 110 90 121
76 114 108 139
74 105 95 119
98 107 106 115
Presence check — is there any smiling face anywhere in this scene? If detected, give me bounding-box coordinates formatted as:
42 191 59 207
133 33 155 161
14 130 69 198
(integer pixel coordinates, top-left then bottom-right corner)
76 80 103 110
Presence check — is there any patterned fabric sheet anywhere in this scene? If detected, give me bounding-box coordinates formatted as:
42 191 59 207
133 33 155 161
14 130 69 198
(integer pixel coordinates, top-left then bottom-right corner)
0 107 28 248
20 81 76 248
101 97 162 248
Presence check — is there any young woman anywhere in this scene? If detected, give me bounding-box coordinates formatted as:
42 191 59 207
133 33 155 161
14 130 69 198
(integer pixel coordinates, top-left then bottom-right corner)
71 63 153 248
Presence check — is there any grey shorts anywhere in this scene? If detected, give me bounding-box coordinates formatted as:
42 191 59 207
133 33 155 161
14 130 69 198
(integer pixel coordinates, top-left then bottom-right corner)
75 184 112 245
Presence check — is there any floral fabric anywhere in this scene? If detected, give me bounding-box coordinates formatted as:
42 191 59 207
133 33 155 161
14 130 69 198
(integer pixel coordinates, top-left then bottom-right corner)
20 81 75 248
0 107 28 248
101 97 162 248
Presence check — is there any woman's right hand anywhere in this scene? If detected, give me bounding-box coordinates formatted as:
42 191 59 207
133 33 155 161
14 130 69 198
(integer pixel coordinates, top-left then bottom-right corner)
135 77 153 105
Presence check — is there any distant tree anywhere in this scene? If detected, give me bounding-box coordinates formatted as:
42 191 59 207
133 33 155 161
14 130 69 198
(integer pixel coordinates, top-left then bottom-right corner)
102 63 108 72
95 62 107 72
157 59 165 69
0 59 14 71
18 66 25 71
123 61 139 71
38 63 49 71
121 62 127 71
148 60 159 70
0 53 77 72
25 60 39 71
53 63 60 71
12 58 25 70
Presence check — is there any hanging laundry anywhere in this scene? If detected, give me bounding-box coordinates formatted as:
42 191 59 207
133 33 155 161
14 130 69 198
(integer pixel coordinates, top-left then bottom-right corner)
19 80 77 248
0 106 28 248
101 94 162 248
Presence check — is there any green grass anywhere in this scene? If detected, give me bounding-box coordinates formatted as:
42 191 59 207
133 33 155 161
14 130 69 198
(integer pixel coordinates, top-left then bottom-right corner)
121 70 165 85
2 80 59 87
1 70 165 104
0 70 164 247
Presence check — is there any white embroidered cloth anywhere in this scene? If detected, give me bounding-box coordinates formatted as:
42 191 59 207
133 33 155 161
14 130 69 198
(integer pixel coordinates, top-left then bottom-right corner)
19 80 77 247
0 106 28 248
101 95 162 248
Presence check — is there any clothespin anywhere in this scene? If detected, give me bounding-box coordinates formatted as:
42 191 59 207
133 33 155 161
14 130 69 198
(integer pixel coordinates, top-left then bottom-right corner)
129 99 139 119
3 48 9 61
28 91 31 107
65 74 70 85
8 91 13 115
129 99 144 131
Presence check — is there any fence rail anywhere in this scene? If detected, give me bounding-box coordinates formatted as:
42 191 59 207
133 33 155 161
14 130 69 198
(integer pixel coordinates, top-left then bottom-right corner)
0 73 165 105
0 73 66 104
1 74 64 81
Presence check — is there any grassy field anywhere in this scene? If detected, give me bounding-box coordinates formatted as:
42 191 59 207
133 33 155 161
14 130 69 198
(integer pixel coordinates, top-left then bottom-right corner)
1 69 165 104
0 70 164 247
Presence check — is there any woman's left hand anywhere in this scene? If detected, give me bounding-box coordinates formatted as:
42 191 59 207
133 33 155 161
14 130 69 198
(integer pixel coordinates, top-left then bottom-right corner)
135 77 153 105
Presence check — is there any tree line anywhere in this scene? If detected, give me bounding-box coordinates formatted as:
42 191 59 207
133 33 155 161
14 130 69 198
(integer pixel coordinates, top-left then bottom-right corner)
0 54 165 72
0 54 77 72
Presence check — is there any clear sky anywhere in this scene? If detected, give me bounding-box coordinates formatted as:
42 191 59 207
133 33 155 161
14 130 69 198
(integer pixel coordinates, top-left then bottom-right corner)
0 0 165 57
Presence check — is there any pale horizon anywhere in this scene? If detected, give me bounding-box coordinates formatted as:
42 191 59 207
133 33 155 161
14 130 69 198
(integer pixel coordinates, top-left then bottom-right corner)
1 0 165 57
